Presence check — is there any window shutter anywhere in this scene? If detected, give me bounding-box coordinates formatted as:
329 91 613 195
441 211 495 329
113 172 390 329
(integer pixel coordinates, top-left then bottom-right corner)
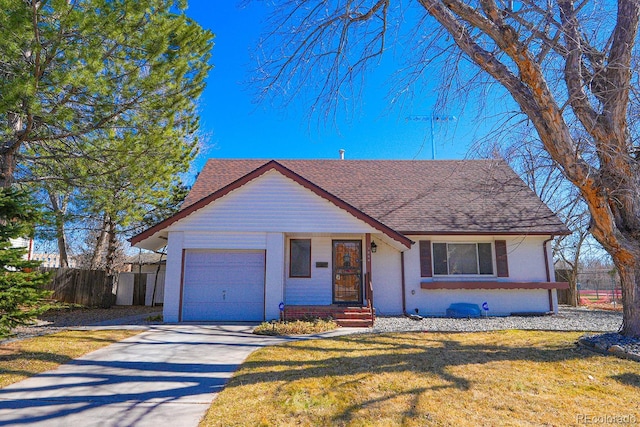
420 240 433 277
495 240 509 277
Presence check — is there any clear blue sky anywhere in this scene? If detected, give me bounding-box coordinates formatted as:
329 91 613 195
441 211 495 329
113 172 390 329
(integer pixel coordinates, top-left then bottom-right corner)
184 2 493 177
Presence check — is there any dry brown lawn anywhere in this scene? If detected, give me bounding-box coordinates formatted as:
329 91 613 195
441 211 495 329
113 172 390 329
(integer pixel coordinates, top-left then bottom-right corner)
0 330 140 388
201 330 640 427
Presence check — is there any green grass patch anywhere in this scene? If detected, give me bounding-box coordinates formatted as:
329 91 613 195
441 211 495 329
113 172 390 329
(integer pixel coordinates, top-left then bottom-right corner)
201 330 640 426
0 330 140 389
254 318 338 336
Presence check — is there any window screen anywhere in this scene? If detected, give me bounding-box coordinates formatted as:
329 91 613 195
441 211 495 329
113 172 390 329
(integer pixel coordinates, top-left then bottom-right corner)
290 239 311 277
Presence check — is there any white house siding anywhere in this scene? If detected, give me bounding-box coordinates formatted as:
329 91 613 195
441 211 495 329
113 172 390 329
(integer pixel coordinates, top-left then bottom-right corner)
410 289 550 316
404 235 555 316
285 236 334 306
183 232 267 250
265 233 285 320
167 171 379 235
370 237 403 315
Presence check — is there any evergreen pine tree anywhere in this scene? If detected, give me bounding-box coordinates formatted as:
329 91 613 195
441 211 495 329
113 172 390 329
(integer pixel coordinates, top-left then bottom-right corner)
0 188 51 337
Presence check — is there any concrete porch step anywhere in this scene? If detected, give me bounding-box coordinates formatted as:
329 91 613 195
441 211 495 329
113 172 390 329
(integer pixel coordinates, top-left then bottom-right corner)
339 306 374 313
335 318 374 328
334 311 374 320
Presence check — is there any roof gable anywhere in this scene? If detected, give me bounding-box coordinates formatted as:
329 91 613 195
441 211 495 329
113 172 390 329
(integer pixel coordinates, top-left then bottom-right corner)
130 161 413 248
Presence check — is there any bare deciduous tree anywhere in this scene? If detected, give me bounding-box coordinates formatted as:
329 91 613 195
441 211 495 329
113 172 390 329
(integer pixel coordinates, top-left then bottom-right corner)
492 138 594 307
258 0 640 336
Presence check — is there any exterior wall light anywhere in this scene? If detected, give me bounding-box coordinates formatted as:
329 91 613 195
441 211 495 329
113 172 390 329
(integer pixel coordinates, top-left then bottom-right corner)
370 241 377 253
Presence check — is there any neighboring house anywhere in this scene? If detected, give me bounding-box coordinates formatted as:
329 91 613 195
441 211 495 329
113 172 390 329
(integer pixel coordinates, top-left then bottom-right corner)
30 253 80 268
131 159 569 325
9 237 33 260
125 252 167 274
31 253 62 268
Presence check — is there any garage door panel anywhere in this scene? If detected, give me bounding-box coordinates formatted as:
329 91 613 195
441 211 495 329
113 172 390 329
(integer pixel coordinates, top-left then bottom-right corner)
181 302 264 322
183 284 263 304
182 250 265 321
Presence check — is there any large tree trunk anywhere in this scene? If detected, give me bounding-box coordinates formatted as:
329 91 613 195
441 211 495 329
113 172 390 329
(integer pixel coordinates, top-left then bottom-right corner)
89 214 109 270
1 113 22 188
48 190 69 268
104 216 118 277
566 274 579 307
0 149 17 189
613 252 640 336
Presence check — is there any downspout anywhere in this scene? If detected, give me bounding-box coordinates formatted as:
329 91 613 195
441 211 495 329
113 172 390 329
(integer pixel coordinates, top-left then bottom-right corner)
401 251 407 315
543 236 554 313
401 250 421 320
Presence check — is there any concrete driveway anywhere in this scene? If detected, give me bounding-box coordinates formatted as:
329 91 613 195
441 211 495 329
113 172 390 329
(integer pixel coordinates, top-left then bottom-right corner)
0 325 356 427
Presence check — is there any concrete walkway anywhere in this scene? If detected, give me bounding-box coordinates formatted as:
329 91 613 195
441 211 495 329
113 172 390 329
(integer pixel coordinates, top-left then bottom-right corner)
0 325 358 427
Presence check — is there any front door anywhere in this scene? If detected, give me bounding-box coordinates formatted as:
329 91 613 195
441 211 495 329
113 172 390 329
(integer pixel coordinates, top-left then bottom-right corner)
333 240 362 304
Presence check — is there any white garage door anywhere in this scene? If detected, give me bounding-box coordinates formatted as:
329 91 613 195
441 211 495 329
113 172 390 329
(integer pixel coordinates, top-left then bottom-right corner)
182 250 265 321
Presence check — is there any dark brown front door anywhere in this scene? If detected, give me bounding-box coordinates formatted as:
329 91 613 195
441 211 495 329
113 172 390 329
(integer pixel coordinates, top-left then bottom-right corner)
333 240 362 304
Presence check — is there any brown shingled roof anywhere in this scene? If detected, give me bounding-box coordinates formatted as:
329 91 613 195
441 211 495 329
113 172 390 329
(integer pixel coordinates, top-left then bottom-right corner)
181 159 568 235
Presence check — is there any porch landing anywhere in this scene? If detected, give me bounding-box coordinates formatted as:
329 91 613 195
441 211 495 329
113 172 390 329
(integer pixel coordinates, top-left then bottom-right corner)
284 305 374 328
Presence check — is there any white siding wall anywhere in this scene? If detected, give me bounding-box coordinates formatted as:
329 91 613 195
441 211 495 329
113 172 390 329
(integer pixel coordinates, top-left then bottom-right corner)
168 171 378 234
407 289 549 316
265 233 285 320
285 236 334 305
183 232 267 249
505 236 549 281
371 237 403 315
404 235 554 316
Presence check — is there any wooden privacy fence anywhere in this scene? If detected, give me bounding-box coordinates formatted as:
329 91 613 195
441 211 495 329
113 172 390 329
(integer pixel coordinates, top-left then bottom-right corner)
41 268 116 308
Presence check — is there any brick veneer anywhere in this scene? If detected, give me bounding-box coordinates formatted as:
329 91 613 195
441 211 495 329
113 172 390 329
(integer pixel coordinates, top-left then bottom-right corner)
283 305 374 327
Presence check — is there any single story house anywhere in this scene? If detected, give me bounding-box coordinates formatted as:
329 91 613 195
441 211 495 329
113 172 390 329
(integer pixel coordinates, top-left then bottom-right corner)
130 159 569 326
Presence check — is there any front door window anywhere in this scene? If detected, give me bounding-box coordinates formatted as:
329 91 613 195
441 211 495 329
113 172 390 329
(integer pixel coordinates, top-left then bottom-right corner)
333 240 362 304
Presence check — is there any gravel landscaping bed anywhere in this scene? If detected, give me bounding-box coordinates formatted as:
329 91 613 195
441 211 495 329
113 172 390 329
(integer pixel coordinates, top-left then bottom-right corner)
370 306 622 334
3 305 162 343
369 306 640 361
